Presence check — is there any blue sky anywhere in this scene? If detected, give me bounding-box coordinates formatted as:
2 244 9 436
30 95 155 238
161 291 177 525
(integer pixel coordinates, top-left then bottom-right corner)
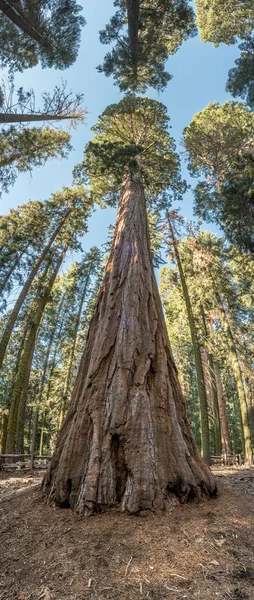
1 0 240 264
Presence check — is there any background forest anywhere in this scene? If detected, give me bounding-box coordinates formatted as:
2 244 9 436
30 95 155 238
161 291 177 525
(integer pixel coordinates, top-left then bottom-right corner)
0 0 253 469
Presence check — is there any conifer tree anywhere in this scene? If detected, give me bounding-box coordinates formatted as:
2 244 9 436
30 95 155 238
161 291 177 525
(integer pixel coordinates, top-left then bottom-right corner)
226 35 254 109
6 250 65 454
98 0 196 92
195 1 254 109
183 102 254 253
0 187 93 370
165 212 211 464
43 96 216 515
0 127 72 194
195 0 254 45
0 0 85 72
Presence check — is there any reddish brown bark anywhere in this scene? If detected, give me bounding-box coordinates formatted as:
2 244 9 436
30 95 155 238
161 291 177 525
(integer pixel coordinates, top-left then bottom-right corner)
42 171 216 515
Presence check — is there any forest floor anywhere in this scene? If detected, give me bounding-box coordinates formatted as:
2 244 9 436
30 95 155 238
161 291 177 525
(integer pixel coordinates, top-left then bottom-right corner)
0 466 253 600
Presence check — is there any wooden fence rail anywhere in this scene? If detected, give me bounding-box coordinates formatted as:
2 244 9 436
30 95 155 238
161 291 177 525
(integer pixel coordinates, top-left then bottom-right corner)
0 454 51 470
210 453 253 465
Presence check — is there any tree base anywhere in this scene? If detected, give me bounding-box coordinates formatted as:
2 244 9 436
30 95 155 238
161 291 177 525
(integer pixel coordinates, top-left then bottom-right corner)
42 176 217 516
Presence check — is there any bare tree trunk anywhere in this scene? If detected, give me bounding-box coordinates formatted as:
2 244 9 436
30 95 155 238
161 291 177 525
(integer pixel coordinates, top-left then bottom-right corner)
0 0 52 49
0 113 79 124
0 210 71 371
42 171 216 515
213 361 233 456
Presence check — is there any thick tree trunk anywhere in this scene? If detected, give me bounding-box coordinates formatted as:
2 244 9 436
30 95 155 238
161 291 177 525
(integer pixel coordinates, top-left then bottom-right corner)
42 172 216 515
166 214 211 465
0 0 52 49
0 210 71 371
213 361 233 456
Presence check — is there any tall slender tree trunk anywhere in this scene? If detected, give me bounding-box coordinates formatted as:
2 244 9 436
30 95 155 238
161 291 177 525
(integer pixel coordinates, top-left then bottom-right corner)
42 170 216 515
0 0 52 49
127 0 139 73
0 209 71 371
41 312 67 450
0 245 29 297
213 361 233 456
6 252 64 454
0 412 8 454
37 293 66 450
208 354 222 456
200 308 222 456
200 347 222 456
166 213 211 465
58 271 91 429
39 408 46 456
215 292 252 463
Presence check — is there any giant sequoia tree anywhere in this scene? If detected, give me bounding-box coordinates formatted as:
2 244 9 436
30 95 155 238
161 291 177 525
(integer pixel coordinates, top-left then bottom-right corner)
42 97 216 515
98 0 196 92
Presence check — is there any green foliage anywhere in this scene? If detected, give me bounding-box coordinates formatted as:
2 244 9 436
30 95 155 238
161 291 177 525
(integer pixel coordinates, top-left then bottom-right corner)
160 266 201 448
24 248 104 452
195 159 254 252
98 0 196 92
74 95 185 207
160 230 254 455
0 185 94 315
183 102 254 253
0 126 71 194
0 0 85 72
195 0 254 45
226 36 254 109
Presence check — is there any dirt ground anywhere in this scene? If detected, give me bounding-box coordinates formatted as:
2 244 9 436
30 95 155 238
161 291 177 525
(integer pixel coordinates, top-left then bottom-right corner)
0 466 253 600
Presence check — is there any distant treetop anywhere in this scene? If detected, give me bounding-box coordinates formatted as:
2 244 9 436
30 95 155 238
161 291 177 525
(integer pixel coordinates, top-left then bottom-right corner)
195 0 254 45
98 0 197 92
0 0 85 72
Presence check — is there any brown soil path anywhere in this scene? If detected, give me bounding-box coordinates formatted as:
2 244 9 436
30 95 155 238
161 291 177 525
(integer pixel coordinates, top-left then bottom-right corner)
0 466 253 600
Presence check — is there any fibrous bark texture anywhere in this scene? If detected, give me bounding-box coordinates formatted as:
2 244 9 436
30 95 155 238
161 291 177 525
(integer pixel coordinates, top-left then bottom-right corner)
42 172 216 515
